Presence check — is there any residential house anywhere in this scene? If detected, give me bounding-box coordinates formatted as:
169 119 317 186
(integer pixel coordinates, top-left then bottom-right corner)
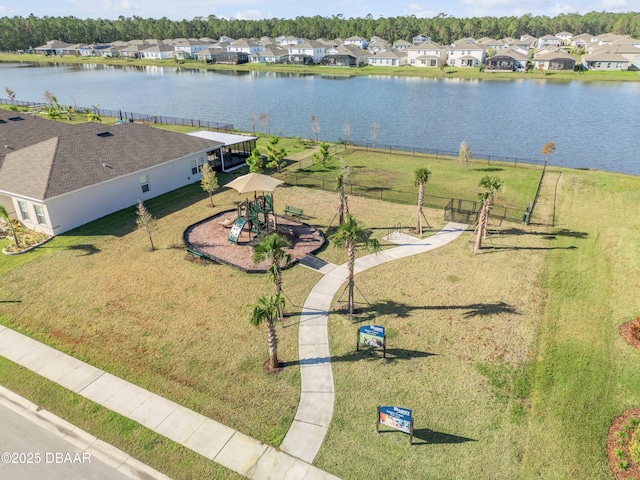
141 44 176 60
582 50 630 70
77 44 110 56
249 46 288 64
570 33 595 48
322 45 370 67
368 50 407 67
33 40 72 55
0 110 223 236
218 36 235 43
120 44 150 59
555 31 573 45
446 40 486 67
407 41 443 67
227 39 264 55
520 34 538 47
485 48 528 71
393 40 413 50
278 36 303 46
532 48 576 70
173 39 210 59
287 41 326 63
101 45 124 57
477 37 505 52
412 34 431 45
537 35 561 48
195 48 219 62
344 36 368 49
586 43 640 67
213 51 249 64
368 39 392 54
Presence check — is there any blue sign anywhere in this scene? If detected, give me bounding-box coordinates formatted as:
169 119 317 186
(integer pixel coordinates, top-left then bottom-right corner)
379 406 412 434
358 325 385 348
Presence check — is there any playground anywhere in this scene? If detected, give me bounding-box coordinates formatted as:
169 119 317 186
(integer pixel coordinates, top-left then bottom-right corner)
184 208 324 272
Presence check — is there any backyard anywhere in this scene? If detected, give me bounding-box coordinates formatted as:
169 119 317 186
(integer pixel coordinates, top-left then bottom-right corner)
1 153 640 480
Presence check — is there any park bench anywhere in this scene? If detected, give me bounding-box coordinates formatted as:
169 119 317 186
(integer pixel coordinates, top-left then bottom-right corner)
284 206 303 218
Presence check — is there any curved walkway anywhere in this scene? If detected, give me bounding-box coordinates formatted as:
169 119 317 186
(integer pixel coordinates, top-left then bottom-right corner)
280 222 468 463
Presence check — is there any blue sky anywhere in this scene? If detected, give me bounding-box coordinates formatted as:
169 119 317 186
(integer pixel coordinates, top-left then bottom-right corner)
0 0 638 21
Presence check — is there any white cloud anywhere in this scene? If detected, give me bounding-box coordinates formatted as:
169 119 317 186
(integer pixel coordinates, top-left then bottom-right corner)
550 2 575 14
600 0 630 10
405 3 438 18
234 9 263 20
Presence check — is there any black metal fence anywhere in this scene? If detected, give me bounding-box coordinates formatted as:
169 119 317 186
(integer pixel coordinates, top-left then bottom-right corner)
278 161 528 224
345 140 547 168
0 98 234 131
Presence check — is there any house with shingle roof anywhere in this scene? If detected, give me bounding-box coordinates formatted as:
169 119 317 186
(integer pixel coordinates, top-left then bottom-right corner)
582 50 631 70
407 41 444 67
141 44 176 60
368 50 407 67
445 40 486 67
33 40 72 55
0 111 223 235
533 48 576 70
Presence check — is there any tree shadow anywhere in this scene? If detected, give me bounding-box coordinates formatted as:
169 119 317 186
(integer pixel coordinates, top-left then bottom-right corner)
481 244 578 253
472 167 504 172
358 299 520 319
65 244 101 255
283 346 436 367
410 428 476 445
0 300 22 303
500 227 588 240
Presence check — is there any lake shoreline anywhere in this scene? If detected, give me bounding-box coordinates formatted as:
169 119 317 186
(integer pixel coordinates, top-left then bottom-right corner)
1 53 639 82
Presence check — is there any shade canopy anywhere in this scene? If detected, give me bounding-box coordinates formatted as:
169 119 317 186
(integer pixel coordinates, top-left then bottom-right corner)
224 173 284 194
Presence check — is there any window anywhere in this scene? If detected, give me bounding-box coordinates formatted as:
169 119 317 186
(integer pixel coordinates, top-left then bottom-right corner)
140 174 150 193
18 200 30 221
33 204 46 225
191 156 205 174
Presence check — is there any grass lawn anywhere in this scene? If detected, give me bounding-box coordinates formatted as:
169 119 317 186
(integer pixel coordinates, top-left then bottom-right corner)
313 168 640 479
281 147 542 212
2 143 639 479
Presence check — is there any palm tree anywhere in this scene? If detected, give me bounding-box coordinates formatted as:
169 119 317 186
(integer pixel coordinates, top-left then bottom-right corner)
330 215 380 321
474 175 504 255
0 205 20 249
249 293 285 371
336 160 353 225
253 233 291 297
414 167 431 235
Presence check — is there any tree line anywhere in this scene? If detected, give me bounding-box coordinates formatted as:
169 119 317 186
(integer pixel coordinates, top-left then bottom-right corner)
0 12 639 52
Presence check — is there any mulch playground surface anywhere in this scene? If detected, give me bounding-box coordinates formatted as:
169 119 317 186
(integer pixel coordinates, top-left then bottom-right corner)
184 210 324 272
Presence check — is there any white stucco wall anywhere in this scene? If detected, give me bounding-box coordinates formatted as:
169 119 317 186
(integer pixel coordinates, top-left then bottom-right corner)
42 150 209 235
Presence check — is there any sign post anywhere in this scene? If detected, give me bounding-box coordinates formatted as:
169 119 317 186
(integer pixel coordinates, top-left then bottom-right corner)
357 325 386 358
377 406 414 445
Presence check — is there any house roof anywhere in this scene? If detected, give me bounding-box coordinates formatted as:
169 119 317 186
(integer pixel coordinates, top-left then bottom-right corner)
408 40 442 50
534 48 575 60
0 116 222 201
583 51 630 62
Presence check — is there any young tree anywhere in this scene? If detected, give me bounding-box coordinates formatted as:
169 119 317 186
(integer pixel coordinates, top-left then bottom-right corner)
259 112 270 135
200 163 219 207
87 104 101 123
253 233 291 323
135 200 158 251
330 215 380 321
265 136 287 172
0 205 20 249
370 122 381 149
313 141 332 167
246 148 264 173
459 141 472 171
414 167 432 234
474 175 504 255
249 112 258 133
249 292 285 371
336 160 354 225
342 120 351 147
541 141 556 163
310 115 321 142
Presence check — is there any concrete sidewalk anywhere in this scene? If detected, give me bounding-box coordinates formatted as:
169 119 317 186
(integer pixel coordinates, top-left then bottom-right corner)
0 326 340 480
280 222 467 463
0 222 466 479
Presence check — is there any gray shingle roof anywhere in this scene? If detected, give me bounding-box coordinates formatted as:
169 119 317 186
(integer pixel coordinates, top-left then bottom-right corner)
0 114 222 200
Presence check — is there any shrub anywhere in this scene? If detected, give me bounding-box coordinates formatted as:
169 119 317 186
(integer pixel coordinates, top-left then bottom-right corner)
615 448 626 459
617 460 629 470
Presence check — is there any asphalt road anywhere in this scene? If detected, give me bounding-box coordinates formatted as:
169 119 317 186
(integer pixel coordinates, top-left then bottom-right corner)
0 403 133 480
